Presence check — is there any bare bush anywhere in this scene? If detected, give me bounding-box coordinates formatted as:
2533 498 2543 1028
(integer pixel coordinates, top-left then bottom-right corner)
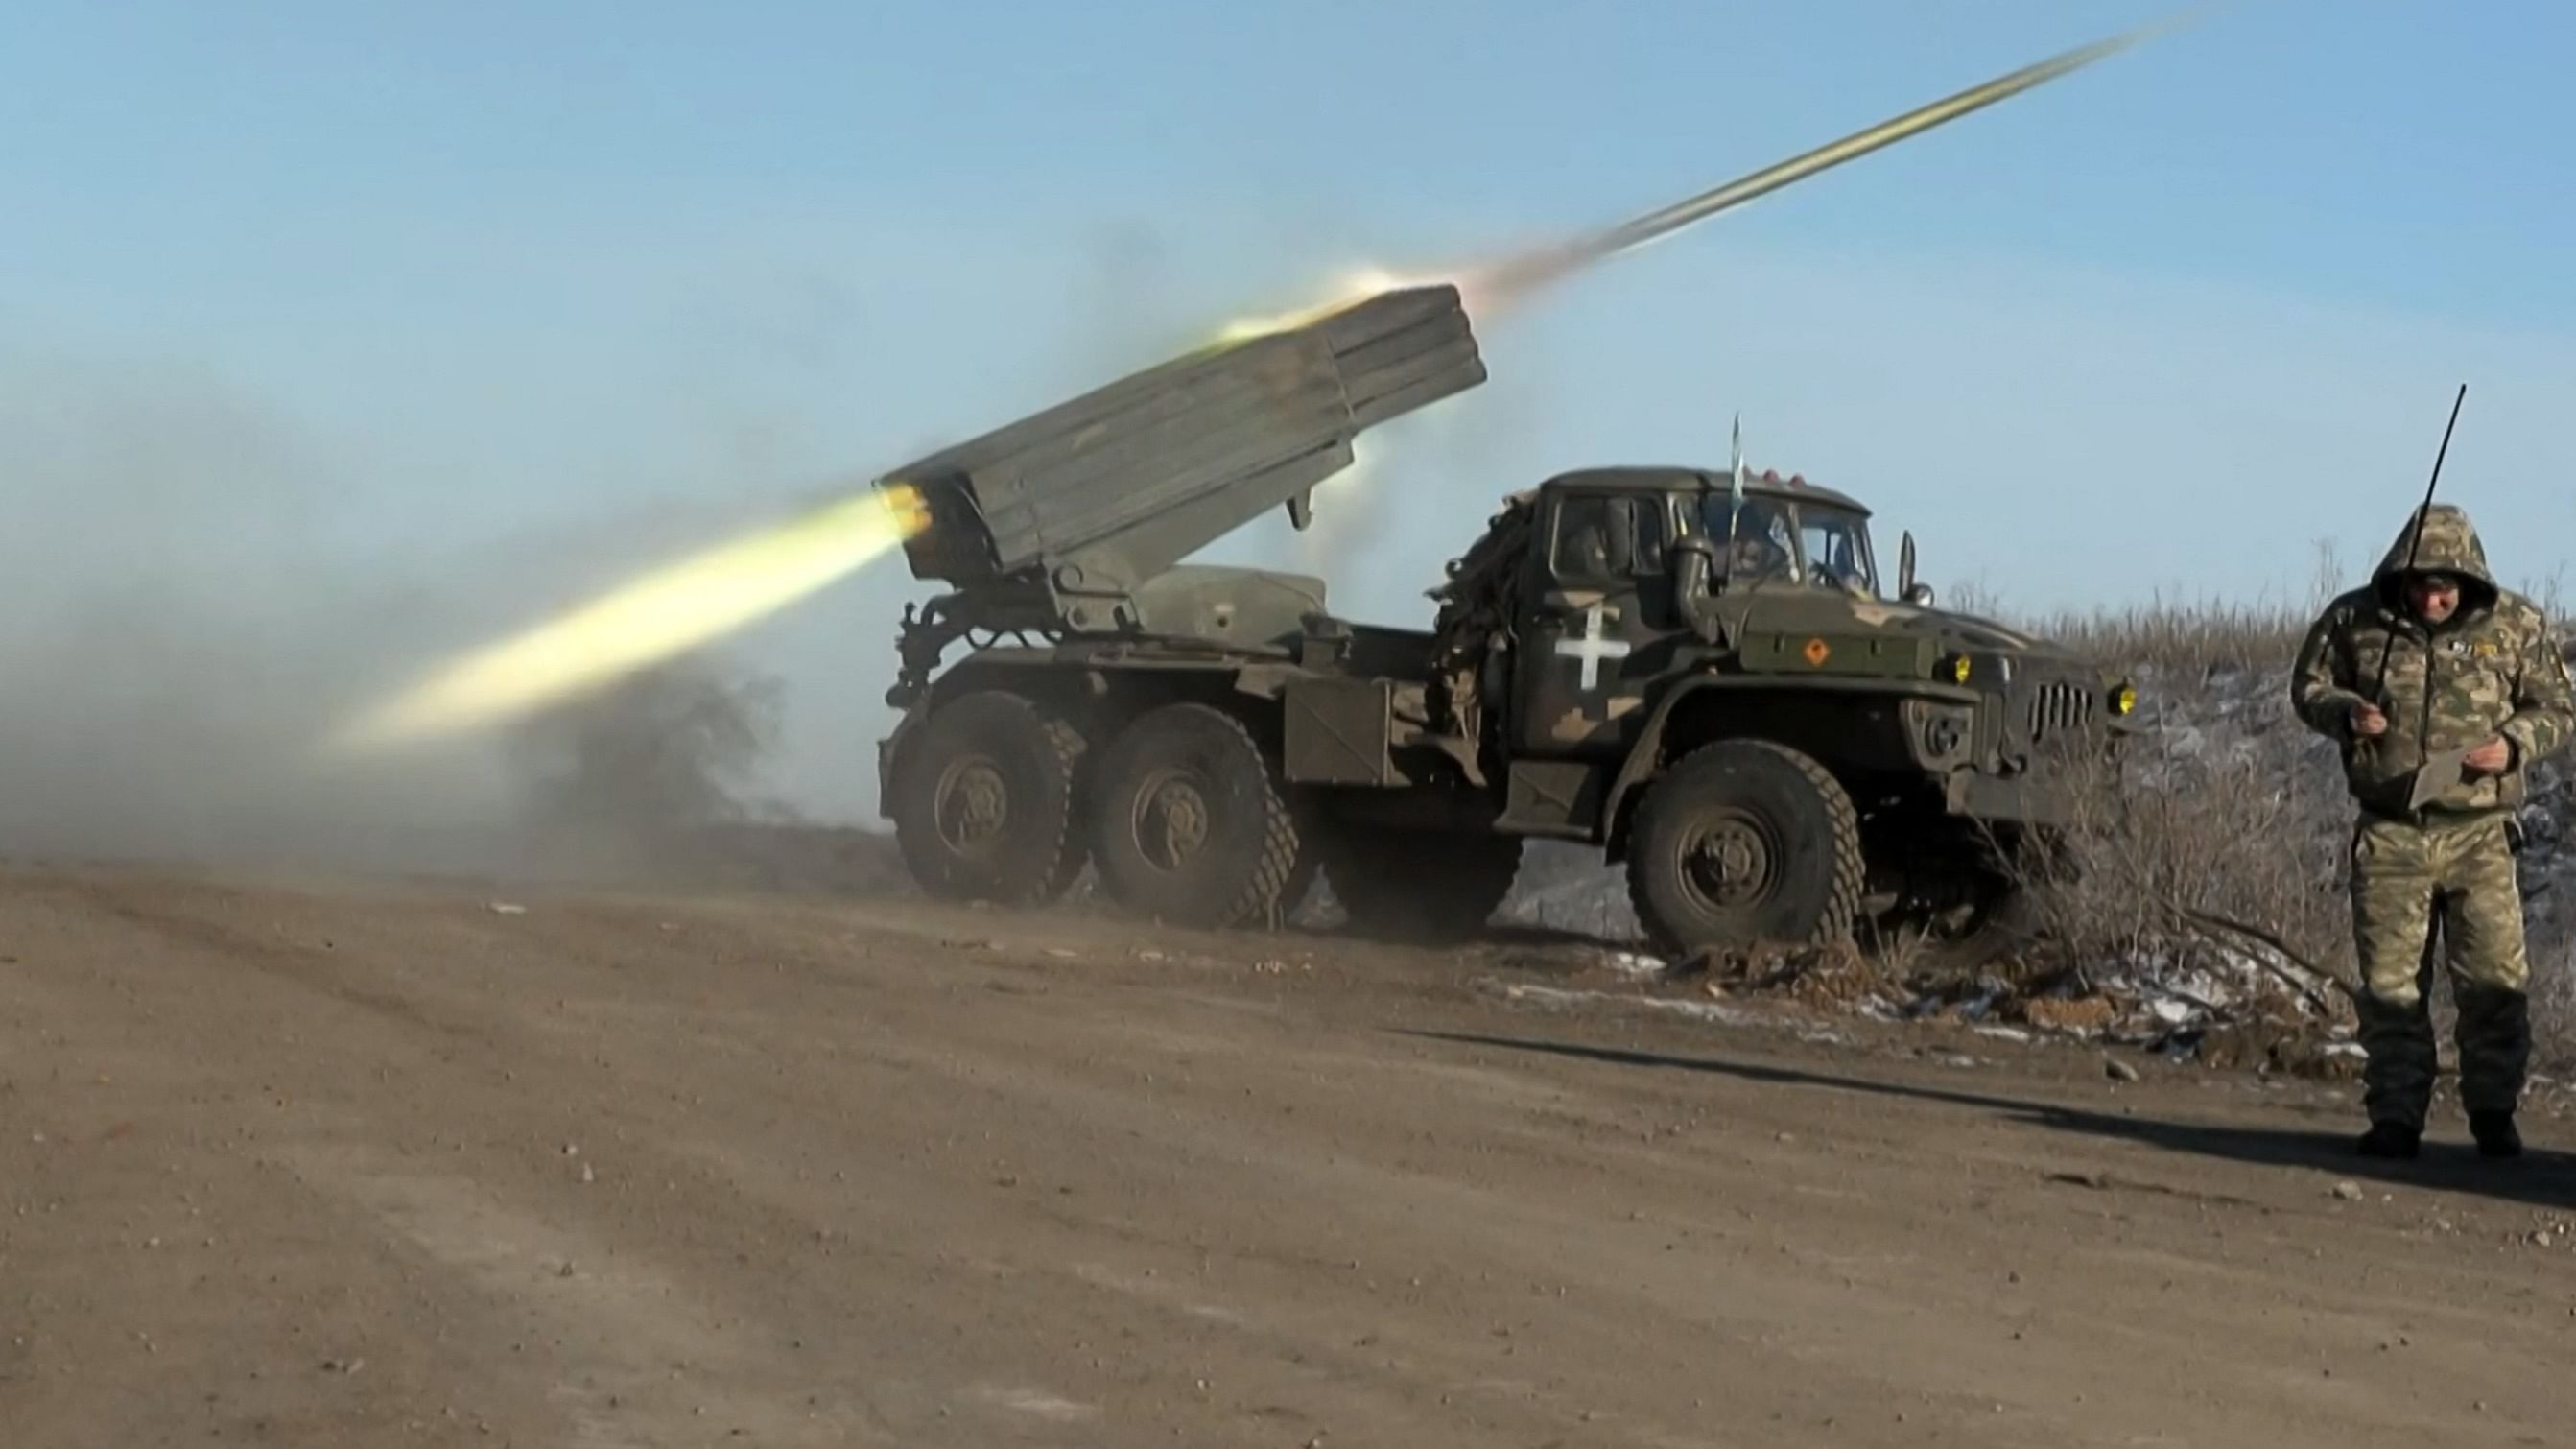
509 660 786 834
2017 693 2356 993
1973 567 2353 990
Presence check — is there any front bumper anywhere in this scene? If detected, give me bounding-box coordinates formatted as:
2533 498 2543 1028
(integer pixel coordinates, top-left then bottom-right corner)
1943 767 2080 828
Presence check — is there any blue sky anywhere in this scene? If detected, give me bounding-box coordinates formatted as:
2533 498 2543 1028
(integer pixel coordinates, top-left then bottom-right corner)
5 0 2571 824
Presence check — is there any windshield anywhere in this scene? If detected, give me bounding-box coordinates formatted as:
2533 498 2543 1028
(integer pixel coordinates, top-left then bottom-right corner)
1689 493 1878 596
1692 494 1798 581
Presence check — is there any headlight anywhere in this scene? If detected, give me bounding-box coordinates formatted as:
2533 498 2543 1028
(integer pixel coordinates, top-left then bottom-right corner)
1904 699 1975 765
1941 653 1972 685
2111 680 2139 716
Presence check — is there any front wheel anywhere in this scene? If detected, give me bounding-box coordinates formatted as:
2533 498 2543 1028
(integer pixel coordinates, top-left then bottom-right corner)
1624 739 1864 954
1087 702 1303 930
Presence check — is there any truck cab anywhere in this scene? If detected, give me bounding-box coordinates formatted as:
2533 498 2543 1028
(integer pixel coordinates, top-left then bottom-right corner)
1482 464 2133 954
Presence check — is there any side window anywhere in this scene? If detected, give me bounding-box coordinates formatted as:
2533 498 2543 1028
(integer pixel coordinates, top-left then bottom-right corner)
1798 513 1875 592
1632 497 1668 573
1552 495 1665 581
1552 496 1621 580
1801 521 1838 575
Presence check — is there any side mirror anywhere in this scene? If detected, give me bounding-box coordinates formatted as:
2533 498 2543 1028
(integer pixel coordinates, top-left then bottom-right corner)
1899 531 1934 607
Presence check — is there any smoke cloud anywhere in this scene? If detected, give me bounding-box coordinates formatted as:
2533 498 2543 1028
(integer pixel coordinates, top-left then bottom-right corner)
0 204 1545 876
0 348 809 880
1254 357 1558 627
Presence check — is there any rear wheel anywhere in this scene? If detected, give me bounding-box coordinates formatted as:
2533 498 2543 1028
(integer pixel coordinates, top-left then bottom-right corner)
1624 739 1864 953
887 690 1087 905
1087 702 1302 929
1321 828 1522 944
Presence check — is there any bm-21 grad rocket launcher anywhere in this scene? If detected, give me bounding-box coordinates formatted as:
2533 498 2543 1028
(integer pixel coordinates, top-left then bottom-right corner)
871 24 2163 954
869 277 2133 956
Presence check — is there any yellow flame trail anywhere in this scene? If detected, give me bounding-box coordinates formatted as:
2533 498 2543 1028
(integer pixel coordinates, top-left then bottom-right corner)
327 485 928 755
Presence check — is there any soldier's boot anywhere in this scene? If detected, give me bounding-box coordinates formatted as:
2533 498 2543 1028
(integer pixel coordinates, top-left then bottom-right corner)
2353 988 2435 1156
2356 1121 2422 1159
2453 982 2531 1163
2470 1110 2522 1159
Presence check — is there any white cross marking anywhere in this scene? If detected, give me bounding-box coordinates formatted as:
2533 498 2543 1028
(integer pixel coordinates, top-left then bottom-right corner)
1555 603 1632 690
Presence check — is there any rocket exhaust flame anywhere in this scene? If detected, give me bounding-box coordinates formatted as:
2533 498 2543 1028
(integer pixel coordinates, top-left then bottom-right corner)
1213 267 1432 344
325 486 928 755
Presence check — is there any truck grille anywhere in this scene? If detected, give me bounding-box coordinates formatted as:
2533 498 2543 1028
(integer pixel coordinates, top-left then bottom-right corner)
2025 681 2093 741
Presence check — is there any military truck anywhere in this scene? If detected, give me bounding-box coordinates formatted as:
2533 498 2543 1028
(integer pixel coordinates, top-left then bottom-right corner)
873 284 2134 955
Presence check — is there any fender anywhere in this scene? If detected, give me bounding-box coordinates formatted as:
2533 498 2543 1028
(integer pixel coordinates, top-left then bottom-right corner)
875 703 927 819
1598 672 1983 850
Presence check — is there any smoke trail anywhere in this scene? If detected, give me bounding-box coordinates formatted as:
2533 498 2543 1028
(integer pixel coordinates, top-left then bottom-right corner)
1465 13 2194 309
1217 12 2194 346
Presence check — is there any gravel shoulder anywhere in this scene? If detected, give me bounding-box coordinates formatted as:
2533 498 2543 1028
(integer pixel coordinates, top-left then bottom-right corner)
4 860 2572 1446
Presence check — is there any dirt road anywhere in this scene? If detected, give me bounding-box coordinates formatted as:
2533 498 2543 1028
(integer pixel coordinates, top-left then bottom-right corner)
4 858 2571 1446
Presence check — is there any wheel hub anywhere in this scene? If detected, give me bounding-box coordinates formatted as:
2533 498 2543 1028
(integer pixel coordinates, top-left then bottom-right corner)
934 756 1009 855
1132 770 1211 873
1682 811 1776 909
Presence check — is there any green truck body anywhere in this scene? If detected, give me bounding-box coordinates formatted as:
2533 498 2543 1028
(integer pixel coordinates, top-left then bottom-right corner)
873 286 2132 954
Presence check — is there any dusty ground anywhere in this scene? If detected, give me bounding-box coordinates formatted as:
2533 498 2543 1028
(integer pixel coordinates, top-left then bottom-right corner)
4 852 2573 1448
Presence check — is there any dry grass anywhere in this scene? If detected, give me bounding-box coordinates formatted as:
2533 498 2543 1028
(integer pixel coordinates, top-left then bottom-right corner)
2032 603 2310 685
2013 708 2356 988
1982 562 2576 1074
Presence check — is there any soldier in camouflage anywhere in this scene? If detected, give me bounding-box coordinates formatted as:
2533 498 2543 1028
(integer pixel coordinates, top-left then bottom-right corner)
2292 503 2576 1159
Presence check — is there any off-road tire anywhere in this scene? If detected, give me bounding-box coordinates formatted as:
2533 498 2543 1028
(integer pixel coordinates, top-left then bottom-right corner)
1624 739 1865 954
1321 829 1523 944
888 690 1087 905
1087 702 1301 930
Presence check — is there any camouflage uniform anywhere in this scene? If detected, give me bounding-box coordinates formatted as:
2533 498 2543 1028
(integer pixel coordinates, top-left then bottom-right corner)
2291 505 2576 1149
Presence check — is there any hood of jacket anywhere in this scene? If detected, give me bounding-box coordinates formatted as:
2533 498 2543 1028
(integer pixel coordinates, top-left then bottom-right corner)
2371 503 2499 617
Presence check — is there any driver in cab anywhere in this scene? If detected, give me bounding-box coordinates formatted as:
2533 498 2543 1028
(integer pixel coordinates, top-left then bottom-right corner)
1711 500 1801 584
